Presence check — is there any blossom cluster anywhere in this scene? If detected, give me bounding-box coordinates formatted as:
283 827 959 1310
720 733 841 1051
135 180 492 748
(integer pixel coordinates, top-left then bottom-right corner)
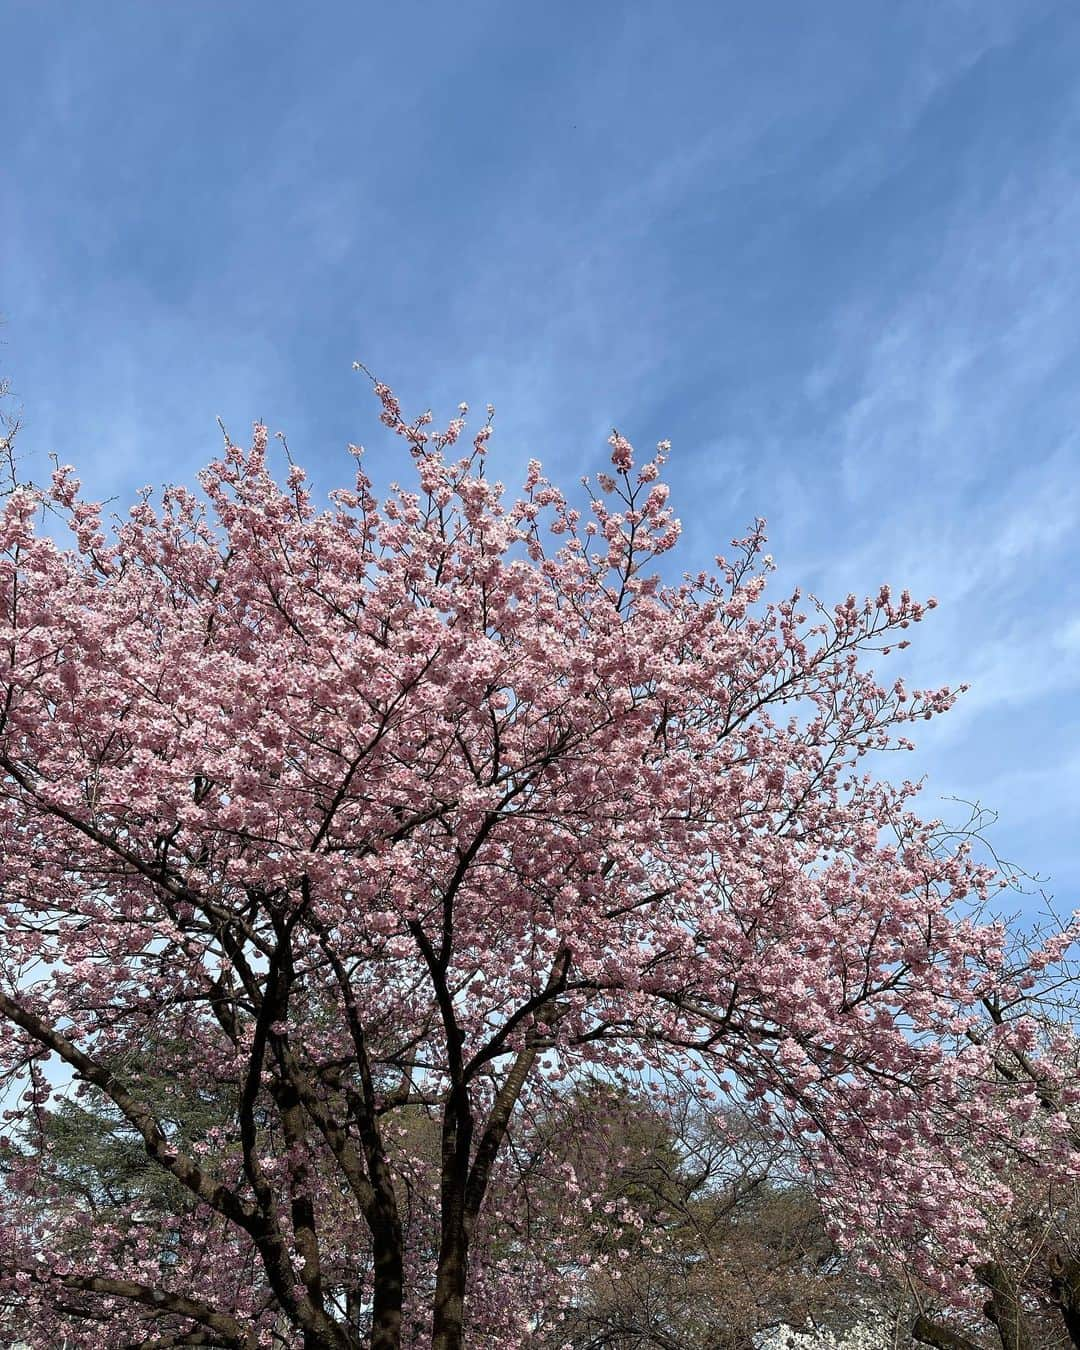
0 382 1074 1348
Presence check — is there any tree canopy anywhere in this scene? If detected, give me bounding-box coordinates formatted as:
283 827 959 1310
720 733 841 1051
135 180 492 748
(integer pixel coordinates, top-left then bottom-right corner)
0 381 1076 1349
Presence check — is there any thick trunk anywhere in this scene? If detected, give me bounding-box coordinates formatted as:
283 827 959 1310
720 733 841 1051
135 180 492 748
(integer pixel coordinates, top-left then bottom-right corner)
430 1081 472 1350
1049 1252 1080 1348
296 1319 361 1350
426 955 570 1349
370 1223 405 1350
912 1314 982 1350
976 1261 1033 1350
429 1234 469 1350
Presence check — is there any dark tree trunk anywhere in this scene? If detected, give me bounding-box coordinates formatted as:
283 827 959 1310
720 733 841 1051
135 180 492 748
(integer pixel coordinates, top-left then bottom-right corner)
976 1261 1033 1350
345 1282 364 1339
425 952 569 1349
1049 1252 1080 1348
912 1313 983 1350
302 1332 362 1350
430 1234 469 1350
370 1221 405 1350
430 1084 472 1350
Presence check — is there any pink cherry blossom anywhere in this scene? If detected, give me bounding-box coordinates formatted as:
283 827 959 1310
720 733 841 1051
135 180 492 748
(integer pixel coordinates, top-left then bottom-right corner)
0 381 1075 1349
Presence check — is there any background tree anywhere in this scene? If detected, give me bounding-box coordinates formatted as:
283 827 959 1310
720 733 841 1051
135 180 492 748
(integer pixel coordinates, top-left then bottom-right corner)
0 378 1077 1349
529 1086 864 1350
909 938 1080 1350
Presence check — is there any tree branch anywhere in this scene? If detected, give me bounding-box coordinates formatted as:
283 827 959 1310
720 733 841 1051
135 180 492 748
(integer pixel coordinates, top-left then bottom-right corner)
0 989 255 1227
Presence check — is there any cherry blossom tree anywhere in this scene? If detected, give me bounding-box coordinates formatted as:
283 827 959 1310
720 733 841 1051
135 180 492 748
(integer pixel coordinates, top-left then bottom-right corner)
0 377 1076 1350
907 943 1080 1350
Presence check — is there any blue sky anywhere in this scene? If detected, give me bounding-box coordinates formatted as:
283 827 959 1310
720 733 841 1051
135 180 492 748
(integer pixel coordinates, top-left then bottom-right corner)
3 1 1079 913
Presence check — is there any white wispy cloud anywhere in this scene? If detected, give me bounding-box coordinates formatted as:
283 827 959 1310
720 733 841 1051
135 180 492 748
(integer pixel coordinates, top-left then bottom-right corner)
778 90 1080 894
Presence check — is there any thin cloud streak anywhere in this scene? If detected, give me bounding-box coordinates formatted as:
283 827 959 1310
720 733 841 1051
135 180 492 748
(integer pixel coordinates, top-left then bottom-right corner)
0 0 1077 904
